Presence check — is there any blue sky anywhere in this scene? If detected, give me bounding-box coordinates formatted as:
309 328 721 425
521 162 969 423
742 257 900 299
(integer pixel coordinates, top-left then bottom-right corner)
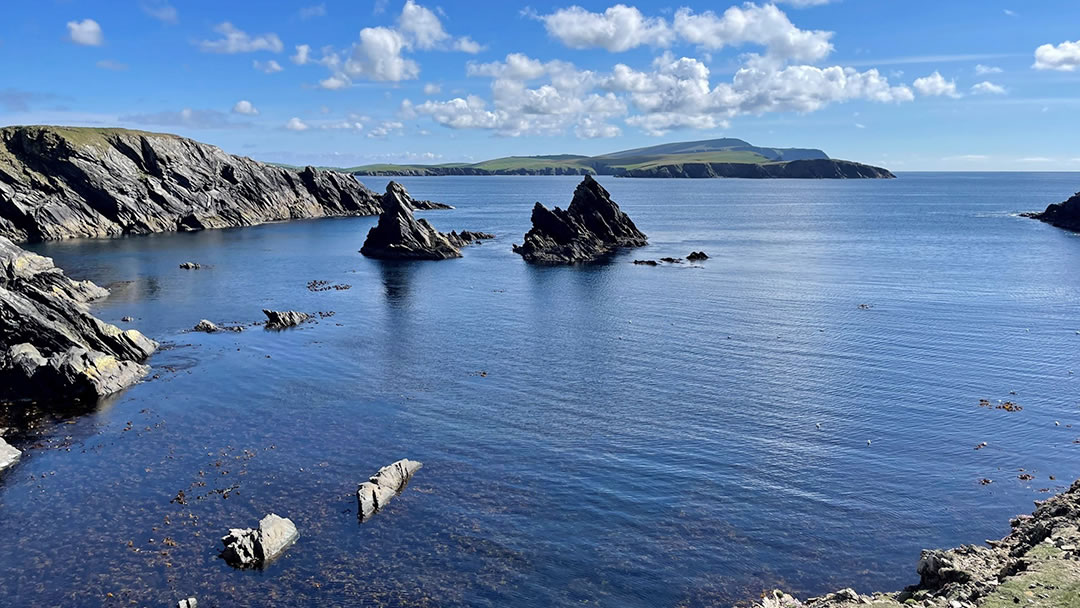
3 1 1080 170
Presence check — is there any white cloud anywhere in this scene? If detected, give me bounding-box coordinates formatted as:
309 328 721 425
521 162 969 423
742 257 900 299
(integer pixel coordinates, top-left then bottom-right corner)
300 4 327 19
319 75 350 90
423 83 442 95
1034 39 1080 71
253 60 284 74
414 96 502 129
141 1 178 24
1004 9 1016 17
975 64 1002 75
1017 157 1053 163
537 4 673 52
292 44 311 65
121 108 248 129
343 27 419 82
673 5 834 63
67 19 104 46
285 117 309 131
399 0 449 49
943 154 989 161
319 120 364 131
454 37 485 54
198 22 283 54
367 121 405 138
971 81 1006 95
575 117 622 138
913 71 960 98
777 0 836 6
232 100 259 115
855 122 866 129
96 59 128 71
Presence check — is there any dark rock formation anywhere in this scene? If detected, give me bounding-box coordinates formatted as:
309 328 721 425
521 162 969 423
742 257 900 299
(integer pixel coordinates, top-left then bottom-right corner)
360 182 477 260
0 126 446 243
0 437 20 472
0 236 157 403
221 513 299 568
357 459 422 522
616 159 894 179
514 176 648 264
354 166 593 177
447 230 496 247
262 309 310 330
179 262 201 270
1025 192 1080 232
193 320 218 333
633 259 659 266
687 251 709 261
756 478 1080 608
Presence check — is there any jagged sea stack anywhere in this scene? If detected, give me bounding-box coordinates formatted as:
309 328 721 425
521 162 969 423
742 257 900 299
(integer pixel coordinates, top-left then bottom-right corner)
513 175 647 264
360 182 465 260
1025 191 1080 232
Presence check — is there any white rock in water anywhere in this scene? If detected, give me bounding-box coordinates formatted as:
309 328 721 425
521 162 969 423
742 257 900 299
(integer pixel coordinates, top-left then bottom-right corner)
357 458 422 522
0 437 20 472
193 320 218 333
221 513 298 568
177 598 198 608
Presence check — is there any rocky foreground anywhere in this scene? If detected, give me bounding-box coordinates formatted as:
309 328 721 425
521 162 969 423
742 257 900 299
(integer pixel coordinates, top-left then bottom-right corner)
758 480 1080 608
1024 192 1080 232
360 182 492 260
0 126 446 243
0 236 157 402
513 175 647 264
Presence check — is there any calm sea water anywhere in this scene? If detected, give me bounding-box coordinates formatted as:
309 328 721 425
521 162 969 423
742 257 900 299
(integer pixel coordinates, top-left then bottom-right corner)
3 173 1080 607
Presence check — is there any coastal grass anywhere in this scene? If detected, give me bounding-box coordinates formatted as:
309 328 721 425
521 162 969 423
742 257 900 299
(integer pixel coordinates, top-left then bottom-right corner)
979 543 1080 608
605 150 771 170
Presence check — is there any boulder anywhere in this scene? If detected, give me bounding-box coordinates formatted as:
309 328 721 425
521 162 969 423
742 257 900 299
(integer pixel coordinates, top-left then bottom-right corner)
357 458 423 522
178 262 201 270
0 437 20 472
0 236 157 403
221 513 299 568
262 309 310 330
513 175 647 264
687 251 709 261
193 320 218 333
360 183 467 260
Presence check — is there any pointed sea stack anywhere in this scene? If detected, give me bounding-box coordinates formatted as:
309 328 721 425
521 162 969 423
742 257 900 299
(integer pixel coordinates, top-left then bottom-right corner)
1025 191 1080 232
360 182 465 260
513 175 647 264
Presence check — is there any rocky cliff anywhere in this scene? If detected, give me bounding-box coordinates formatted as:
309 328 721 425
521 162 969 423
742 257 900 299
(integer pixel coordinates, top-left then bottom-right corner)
0 126 444 243
360 182 491 260
513 175 648 264
758 480 1080 608
354 166 593 177
616 159 895 179
1025 192 1080 232
0 236 157 403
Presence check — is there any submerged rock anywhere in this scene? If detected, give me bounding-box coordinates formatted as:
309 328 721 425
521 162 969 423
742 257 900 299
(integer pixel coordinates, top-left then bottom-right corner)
447 230 496 247
360 183 472 260
687 251 709 261
221 513 299 568
0 236 157 403
1025 191 1080 232
262 309 310 330
357 458 423 522
513 175 647 264
0 437 20 472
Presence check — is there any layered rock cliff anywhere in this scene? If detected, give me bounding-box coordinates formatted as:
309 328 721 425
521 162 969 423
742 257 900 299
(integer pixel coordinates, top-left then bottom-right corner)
360 182 491 260
0 236 157 403
616 159 895 179
1025 192 1080 232
0 126 443 243
513 175 647 264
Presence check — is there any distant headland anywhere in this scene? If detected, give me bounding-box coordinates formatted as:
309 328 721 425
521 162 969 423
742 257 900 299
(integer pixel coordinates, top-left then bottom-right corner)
344 137 895 179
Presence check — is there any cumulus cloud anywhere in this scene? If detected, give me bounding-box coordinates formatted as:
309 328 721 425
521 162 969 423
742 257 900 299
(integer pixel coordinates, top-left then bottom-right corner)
975 64 1002 75
141 1 178 24
913 71 960 98
121 108 249 129
232 100 259 115
292 44 311 65
198 22 283 54
575 117 622 138
971 81 1006 95
67 19 104 46
537 4 673 52
367 121 405 138
319 75 350 90
253 60 284 74
285 117 309 131
343 27 419 81
454 37 485 54
424 83 442 95
398 0 449 49
1034 39 1080 71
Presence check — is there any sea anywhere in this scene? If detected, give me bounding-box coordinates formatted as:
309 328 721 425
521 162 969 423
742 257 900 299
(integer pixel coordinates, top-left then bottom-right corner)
2 172 1080 607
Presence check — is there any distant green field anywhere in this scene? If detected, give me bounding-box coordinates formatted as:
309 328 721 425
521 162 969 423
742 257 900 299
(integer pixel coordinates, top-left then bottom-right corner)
604 151 771 170
471 156 594 172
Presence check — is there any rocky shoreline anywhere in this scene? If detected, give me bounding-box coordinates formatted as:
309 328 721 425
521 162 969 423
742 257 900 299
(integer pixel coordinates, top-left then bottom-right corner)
1024 192 1080 232
360 182 493 260
0 126 447 244
758 480 1080 608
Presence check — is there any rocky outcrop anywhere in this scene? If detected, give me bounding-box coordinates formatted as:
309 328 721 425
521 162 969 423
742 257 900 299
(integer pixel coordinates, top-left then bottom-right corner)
357 459 422 522
353 166 593 177
262 309 310 330
360 182 483 260
687 251 709 261
1024 192 1080 232
616 159 894 179
447 230 496 247
0 126 446 243
0 437 20 472
513 175 648 264
0 236 157 403
178 262 201 270
221 513 299 568
755 479 1080 608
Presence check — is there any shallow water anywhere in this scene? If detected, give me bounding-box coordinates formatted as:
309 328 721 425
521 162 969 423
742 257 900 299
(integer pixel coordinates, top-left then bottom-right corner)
3 173 1080 607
